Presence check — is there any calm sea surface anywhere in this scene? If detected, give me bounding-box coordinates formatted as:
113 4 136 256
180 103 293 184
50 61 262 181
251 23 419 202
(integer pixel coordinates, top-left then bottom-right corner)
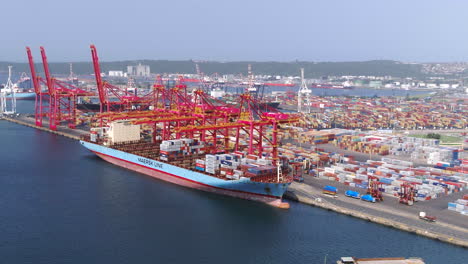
0 99 466 264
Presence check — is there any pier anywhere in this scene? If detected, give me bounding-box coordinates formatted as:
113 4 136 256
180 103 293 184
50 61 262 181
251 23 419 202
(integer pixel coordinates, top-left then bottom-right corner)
1 114 87 140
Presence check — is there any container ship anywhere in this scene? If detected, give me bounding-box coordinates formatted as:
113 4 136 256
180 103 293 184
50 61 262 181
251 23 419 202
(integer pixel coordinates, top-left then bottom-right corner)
75 100 280 111
1 75 35 100
338 256 425 264
5 91 35 100
74 44 297 208
310 83 353 89
77 102 101 111
263 101 280 109
80 120 294 208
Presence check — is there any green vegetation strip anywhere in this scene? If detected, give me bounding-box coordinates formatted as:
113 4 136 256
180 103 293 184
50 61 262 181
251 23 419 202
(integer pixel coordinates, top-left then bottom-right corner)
409 134 462 144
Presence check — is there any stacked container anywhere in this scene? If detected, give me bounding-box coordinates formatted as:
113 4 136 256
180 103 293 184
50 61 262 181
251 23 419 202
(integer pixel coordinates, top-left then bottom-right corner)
315 157 468 201
448 195 468 215
159 139 205 161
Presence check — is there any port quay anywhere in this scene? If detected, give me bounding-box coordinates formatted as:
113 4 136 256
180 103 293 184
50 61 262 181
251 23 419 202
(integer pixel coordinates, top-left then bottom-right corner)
2 113 467 249
1 45 467 264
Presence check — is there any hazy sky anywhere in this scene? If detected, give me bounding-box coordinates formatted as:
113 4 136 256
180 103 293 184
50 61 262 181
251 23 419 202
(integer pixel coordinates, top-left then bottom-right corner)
3 0 468 62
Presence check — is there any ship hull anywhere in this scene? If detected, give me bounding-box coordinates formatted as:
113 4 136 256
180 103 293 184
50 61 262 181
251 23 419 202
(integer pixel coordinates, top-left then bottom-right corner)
76 103 101 111
311 85 353 89
5 92 35 100
265 102 280 109
81 141 291 208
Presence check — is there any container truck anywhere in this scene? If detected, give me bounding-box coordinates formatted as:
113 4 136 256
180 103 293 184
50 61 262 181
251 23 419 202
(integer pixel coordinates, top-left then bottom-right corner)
345 190 361 199
323 185 338 196
361 194 376 203
419 212 436 222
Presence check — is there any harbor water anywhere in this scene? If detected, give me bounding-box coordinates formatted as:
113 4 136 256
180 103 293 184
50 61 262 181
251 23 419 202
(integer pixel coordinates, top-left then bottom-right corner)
1 72 430 98
216 86 430 97
0 104 467 264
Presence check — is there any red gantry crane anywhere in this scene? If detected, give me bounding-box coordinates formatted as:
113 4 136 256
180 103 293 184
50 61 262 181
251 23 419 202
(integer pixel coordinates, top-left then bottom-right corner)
399 182 416 205
173 91 299 166
39 47 94 130
26 47 48 127
90 45 154 114
90 44 175 127
27 46 92 130
367 175 384 201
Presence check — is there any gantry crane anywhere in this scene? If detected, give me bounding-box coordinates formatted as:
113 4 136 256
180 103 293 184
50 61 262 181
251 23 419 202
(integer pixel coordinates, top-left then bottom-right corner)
40 47 94 129
90 45 156 115
298 68 312 113
399 183 416 205
367 175 384 201
0 66 17 115
26 47 49 127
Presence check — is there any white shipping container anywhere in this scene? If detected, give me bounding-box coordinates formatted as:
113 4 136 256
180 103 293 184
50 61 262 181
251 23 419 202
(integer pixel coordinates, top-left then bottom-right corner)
108 121 141 143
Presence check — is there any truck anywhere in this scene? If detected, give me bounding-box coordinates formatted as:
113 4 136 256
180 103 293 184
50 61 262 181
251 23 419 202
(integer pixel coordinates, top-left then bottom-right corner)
361 194 376 203
345 190 361 199
419 212 436 222
323 185 338 196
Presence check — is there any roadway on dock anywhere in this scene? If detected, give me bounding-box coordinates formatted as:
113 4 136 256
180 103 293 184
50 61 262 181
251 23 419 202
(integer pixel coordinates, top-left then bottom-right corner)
3 114 89 140
287 176 468 245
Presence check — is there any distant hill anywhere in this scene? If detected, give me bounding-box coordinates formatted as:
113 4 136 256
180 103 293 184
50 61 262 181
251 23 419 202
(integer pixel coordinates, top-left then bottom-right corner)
0 60 424 78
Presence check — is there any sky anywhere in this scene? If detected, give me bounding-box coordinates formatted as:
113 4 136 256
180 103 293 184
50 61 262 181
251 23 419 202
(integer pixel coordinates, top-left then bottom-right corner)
2 0 468 62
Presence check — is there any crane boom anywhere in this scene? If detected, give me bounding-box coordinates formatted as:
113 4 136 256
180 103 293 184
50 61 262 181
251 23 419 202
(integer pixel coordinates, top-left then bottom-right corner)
26 47 41 95
40 47 55 95
90 44 106 105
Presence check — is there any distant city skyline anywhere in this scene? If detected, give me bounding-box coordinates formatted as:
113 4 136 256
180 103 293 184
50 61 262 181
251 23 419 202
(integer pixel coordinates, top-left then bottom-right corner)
3 0 468 62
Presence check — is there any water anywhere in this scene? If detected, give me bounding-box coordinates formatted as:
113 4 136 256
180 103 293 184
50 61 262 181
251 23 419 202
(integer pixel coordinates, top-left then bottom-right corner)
0 105 466 264
214 85 430 97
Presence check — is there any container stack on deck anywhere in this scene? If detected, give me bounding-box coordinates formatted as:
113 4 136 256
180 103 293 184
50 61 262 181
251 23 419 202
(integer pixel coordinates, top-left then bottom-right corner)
159 139 205 161
196 152 282 182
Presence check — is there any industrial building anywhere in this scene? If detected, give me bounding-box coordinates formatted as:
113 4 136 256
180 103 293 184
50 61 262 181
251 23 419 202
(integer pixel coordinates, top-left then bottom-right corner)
108 71 127 77
127 63 150 77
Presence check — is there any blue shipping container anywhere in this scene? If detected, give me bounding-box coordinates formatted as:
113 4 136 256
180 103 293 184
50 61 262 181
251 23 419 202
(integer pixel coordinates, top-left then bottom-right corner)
323 186 338 193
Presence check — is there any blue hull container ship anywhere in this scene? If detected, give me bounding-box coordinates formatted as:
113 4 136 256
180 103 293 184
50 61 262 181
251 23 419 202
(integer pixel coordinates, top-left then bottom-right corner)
80 121 293 208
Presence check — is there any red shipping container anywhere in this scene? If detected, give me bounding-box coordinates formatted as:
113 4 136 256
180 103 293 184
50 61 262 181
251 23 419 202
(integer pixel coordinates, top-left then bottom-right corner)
244 172 256 178
353 179 363 184
463 195 468 200
444 182 463 188
246 154 258 160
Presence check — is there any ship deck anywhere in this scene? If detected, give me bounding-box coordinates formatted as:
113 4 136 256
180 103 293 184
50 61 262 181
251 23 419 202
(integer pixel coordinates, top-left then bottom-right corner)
106 140 291 184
